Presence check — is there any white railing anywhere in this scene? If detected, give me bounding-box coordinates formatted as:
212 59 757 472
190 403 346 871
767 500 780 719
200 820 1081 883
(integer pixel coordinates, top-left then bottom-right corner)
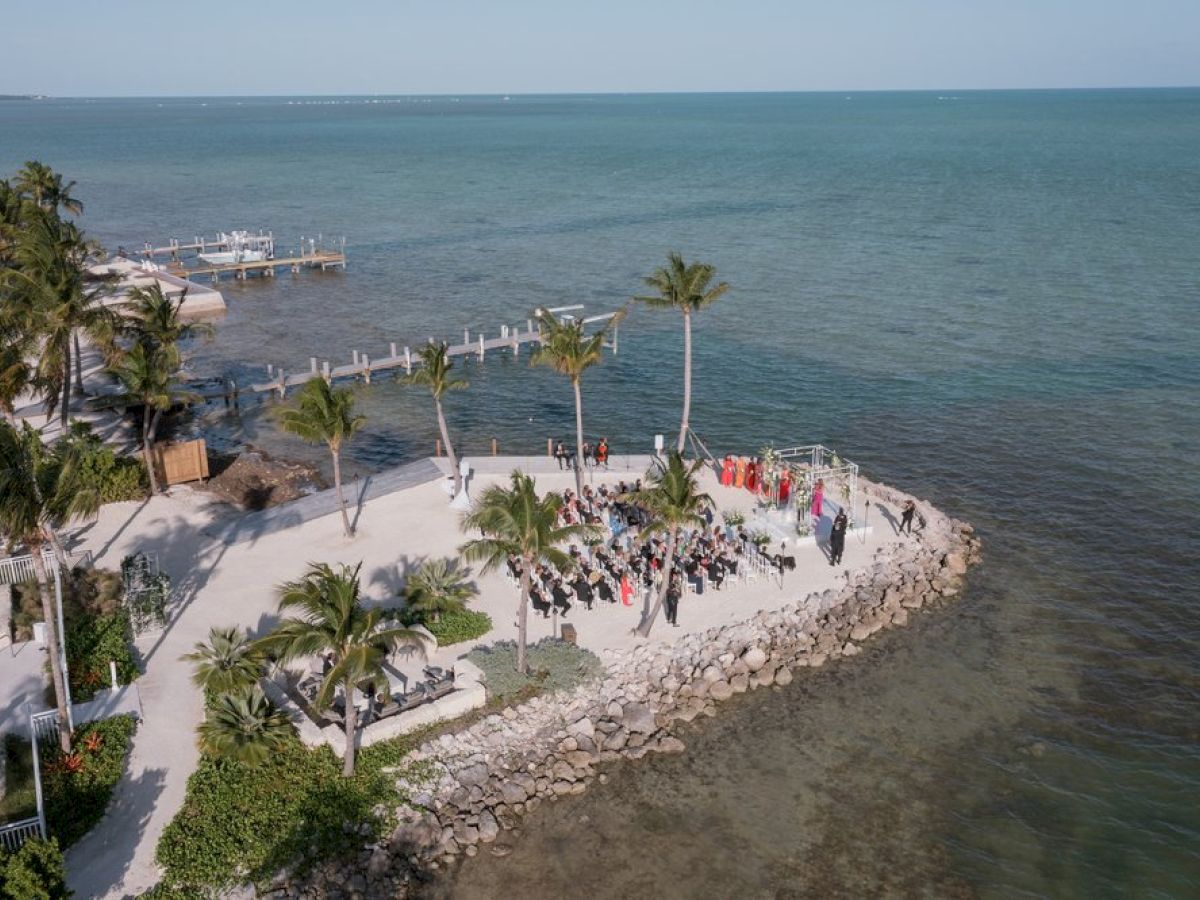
0 549 92 585
0 818 43 853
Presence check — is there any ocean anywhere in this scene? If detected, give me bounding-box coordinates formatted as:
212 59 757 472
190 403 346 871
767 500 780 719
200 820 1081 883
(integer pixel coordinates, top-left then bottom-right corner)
2 89 1198 898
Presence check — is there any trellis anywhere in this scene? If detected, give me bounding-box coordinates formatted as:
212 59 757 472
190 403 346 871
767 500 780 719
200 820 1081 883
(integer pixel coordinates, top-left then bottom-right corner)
775 444 860 527
121 552 170 634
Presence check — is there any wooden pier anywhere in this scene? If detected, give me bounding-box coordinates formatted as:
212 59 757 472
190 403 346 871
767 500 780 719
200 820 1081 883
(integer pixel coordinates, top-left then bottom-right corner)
167 249 346 282
189 306 620 405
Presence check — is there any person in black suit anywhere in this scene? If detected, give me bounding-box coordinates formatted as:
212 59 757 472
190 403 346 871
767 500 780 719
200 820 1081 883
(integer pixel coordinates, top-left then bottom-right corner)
530 584 551 618
573 572 594 610
551 578 572 617
665 575 682 627
829 509 849 566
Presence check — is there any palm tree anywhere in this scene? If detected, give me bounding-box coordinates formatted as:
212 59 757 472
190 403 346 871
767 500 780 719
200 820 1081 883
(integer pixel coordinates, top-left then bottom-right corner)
0 421 76 751
256 562 430 776
101 342 197 495
40 423 109 567
0 339 36 425
278 377 364 538
196 685 294 766
635 253 729 453
402 342 467 496
14 161 83 217
402 558 477 625
3 208 115 426
627 452 712 637
530 309 623 497
460 472 599 673
122 282 213 352
183 626 263 695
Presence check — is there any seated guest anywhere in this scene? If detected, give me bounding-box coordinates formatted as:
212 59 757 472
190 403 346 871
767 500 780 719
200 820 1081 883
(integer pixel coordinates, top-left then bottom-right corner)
597 576 616 604
707 557 725 589
551 578 572 617
572 572 594 610
530 585 551 618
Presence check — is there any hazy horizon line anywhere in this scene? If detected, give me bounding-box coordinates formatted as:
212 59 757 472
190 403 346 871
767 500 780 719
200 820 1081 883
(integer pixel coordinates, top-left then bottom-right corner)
6 84 1199 101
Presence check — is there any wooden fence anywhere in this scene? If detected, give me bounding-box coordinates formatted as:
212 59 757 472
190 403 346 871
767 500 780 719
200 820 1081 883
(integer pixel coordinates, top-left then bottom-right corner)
153 439 210 486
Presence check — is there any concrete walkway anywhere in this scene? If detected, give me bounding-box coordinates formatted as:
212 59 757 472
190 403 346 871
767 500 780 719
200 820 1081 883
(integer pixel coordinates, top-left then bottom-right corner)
62 455 899 898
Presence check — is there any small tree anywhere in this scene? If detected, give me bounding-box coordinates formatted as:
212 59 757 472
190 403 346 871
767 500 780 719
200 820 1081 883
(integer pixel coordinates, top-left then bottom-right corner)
256 563 430 776
460 472 599 673
278 377 365 538
530 309 622 497
196 685 295 767
635 253 729 453
403 342 467 496
627 452 712 637
402 558 477 625
0 836 70 900
183 626 263 695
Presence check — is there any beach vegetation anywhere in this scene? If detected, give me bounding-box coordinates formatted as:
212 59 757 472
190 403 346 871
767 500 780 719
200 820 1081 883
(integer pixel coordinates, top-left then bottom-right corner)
196 686 295 767
416 607 492 647
465 638 602 701
626 452 712 637
0 837 69 900
255 562 431 776
402 341 467 496
183 625 264 696
459 471 600 673
635 252 729 454
530 307 623 497
400 557 477 625
278 377 364 537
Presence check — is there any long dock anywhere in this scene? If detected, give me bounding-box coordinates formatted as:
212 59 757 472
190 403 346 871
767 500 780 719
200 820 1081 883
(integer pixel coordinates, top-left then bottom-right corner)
190 306 620 404
167 249 346 282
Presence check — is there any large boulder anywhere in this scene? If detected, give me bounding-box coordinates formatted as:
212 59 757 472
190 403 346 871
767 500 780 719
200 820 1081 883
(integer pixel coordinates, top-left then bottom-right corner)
742 646 768 672
623 703 657 734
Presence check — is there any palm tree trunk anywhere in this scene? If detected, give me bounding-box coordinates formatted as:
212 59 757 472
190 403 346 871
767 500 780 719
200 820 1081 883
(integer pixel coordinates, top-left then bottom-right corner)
342 678 357 777
516 564 531 674
45 524 69 570
73 332 85 396
59 352 71 428
142 405 160 494
331 445 353 537
677 309 692 454
572 376 585 498
30 541 72 753
435 398 462 495
637 528 676 637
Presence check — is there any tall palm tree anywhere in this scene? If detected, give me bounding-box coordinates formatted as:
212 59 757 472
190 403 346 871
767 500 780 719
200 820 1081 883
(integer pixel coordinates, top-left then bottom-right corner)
101 342 197 495
402 558 477 625
196 685 294 767
40 422 109 567
530 309 623 497
183 626 264 695
0 339 36 425
122 282 213 352
0 421 77 752
3 208 115 425
627 452 712 637
14 161 83 217
402 342 467 496
635 253 729 453
460 471 599 673
256 562 430 776
278 377 365 538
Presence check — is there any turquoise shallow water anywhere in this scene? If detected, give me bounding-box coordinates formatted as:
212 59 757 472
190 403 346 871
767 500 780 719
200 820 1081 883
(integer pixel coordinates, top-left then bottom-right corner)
2 90 1198 897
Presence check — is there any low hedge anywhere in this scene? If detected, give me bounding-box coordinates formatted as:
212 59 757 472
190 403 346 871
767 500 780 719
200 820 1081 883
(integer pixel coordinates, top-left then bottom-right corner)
423 608 492 647
42 714 137 848
466 638 603 702
155 734 429 895
0 838 69 900
78 447 149 504
64 612 139 703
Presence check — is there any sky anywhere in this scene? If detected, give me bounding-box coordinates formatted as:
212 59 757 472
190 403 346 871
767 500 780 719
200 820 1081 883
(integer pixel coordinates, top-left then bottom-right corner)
3 0 1198 96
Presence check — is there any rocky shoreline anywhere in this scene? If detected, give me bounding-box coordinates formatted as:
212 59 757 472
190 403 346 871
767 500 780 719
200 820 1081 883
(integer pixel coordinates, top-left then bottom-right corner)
270 477 981 899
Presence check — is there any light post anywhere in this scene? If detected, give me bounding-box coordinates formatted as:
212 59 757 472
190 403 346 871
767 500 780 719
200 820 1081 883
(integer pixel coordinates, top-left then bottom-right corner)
51 560 73 731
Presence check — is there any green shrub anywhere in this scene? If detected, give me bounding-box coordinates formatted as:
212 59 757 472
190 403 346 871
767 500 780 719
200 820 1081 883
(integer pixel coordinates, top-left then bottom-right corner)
0 838 69 900
10 567 126 642
73 443 148 504
155 733 427 895
42 714 137 848
466 638 603 701
64 611 139 702
422 608 492 647
0 734 37 823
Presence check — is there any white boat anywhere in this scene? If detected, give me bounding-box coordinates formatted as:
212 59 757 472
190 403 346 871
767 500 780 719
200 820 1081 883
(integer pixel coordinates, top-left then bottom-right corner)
197 249 267 265
198 230 274 265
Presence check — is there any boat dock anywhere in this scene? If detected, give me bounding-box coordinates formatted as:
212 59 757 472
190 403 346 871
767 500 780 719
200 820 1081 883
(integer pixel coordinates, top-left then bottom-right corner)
136 230 346 282
166 247 346 282
191 306 620 404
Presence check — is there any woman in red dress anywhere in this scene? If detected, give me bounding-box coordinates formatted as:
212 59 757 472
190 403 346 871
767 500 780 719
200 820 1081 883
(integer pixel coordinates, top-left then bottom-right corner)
778 470 791 507
746 458 759 493
735 457 747 488
721 455 734 486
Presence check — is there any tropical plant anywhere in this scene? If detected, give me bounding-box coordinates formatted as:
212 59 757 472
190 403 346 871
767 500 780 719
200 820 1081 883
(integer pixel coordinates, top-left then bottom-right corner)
278 377 364 538
2 206 115 425
196 686 295 767
401 558 477 625
101 341 197 494
635 252 729 453
14 161 83 217
255 562 430 776
0 420 114 751
530 308 622 497
0 338 37 425
121 282 213 352
183 626 263 696
0 836 69 900
626 452 712 637
402 341 467 496
459 471 600 673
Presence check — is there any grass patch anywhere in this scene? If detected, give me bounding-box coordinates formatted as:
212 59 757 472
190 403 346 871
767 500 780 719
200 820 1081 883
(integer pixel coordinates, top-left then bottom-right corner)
41 715 137 848
0 735 37 824
155 731 434 895
466 638 603 702
422 608 492 647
